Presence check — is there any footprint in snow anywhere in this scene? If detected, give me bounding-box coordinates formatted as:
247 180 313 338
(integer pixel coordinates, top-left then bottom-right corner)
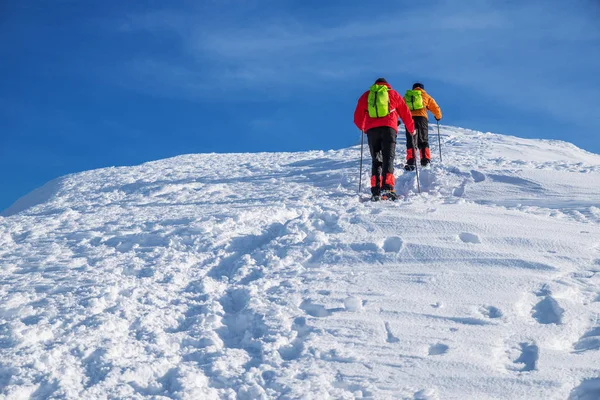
383 236 403 253
508 342 539 372
278 317 312 361
428 343 449 356
349 215 362 224
21 315 42 326
532 296 564 325
217 289 267 350
568 378 600 400
471 170 486 183
452 182 466 197
312 211 341 233
300 299 331 318
534 284 552 297
137 267 155 278
83 348 111 388
459 232 481 244
481 305 503 319
219 288 250 313
384 322 400 343
573 326 600 353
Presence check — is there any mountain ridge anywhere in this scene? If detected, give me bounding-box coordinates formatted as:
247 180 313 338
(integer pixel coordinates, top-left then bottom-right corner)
1 126 599 399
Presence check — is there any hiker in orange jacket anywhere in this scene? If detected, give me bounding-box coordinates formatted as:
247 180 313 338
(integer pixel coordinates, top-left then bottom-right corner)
354 78 415 200
404 83 442 170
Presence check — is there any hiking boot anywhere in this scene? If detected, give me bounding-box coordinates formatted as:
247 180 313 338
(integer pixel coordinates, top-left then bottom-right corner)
421 158 431 167
381 190 398 201
370 194 381 202
404 164 416 171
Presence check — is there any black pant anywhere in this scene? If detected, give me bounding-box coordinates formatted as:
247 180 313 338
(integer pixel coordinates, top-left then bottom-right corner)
367 126 396 190
405 116 429 152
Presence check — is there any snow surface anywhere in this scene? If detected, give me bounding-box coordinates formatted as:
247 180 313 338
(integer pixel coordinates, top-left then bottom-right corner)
1 126 600 399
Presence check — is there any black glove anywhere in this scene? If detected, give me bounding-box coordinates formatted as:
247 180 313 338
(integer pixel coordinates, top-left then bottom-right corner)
397 119 402 126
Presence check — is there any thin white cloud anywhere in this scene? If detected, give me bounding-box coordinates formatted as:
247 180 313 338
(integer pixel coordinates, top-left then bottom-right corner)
116 0 600 128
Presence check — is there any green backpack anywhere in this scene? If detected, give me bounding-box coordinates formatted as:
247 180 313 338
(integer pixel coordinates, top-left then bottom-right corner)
367 84 391 118
404 89 424 111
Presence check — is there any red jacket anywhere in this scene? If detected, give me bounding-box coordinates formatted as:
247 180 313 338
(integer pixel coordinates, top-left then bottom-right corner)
353 83 415 134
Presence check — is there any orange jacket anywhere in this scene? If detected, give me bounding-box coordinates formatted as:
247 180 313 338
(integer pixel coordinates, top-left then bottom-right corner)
411 88 442 120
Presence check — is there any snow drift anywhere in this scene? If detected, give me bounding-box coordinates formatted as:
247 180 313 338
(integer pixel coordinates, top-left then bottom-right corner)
1 126 600 399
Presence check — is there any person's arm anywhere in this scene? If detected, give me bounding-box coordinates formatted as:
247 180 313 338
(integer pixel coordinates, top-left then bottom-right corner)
353 92 368 131
427 95 442 121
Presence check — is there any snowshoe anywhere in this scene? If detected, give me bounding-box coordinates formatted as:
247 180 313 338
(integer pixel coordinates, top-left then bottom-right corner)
380 190 398 201
370 195 381 202
404 164 416 171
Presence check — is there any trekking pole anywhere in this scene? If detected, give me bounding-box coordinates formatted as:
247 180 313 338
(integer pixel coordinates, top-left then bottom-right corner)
413 137 421 194
358 130 364 196
436 121 442 163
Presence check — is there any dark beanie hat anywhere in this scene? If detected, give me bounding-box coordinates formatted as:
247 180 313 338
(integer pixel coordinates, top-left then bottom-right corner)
413 82 424 89
375 78 388 84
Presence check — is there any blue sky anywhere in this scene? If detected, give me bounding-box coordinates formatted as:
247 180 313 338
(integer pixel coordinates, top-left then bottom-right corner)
1 0 599 211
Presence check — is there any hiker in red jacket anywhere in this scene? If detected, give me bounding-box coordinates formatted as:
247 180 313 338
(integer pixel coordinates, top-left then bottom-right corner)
354 78 415 201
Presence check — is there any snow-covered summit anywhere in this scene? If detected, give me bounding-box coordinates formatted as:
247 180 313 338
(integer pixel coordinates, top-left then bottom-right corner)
1 126 600 399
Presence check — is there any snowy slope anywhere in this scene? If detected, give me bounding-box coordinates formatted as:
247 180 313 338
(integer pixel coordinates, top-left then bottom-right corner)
1 126 600 400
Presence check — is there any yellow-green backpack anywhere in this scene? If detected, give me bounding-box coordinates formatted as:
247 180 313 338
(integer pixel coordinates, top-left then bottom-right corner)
367 84 391 118
404 89 424 111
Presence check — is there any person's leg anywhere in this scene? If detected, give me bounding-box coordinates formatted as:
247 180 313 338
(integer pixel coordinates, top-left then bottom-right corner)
416 117 431 165
381 127 397 191
367 129 383 195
